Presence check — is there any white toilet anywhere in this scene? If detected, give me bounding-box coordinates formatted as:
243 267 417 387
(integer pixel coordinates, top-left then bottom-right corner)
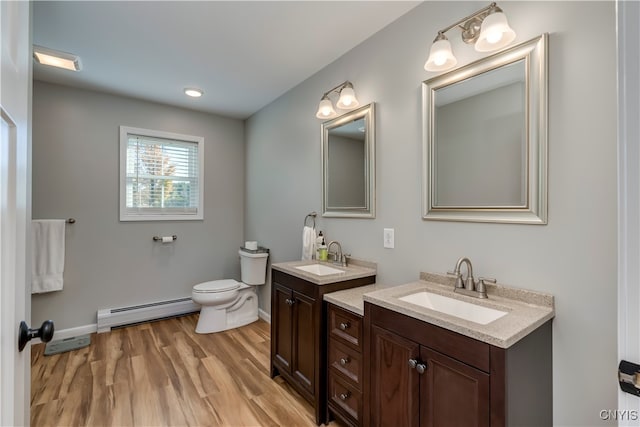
191 249 268 334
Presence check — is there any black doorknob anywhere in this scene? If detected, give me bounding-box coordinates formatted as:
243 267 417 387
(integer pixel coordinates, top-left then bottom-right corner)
18 320 54 352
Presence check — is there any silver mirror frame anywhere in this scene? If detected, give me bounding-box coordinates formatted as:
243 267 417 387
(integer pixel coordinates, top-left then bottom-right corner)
322 102 376 218
422 33 548 224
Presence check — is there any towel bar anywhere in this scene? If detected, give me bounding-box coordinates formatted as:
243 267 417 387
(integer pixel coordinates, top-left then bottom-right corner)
153 235 177 242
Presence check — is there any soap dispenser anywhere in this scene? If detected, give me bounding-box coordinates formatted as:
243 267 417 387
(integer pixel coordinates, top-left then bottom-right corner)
318 236 328 261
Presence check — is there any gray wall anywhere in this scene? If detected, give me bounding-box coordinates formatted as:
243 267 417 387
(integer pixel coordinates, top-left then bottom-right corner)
32 81 245 330
245 2 617 426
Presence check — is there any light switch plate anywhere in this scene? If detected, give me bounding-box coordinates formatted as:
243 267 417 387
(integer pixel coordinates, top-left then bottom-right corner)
383 228 394 249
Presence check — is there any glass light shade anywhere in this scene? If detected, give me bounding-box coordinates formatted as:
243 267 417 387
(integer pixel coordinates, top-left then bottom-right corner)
475 12 516 52
424 38 457 72
316 97 337 119
336 86 360 110
33 45 81 71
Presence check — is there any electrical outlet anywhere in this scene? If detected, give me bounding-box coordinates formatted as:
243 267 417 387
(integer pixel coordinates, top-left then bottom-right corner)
383 228 395 249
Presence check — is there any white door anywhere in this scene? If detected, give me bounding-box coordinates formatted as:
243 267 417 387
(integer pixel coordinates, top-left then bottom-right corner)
0 1 32 426
618 0 640 425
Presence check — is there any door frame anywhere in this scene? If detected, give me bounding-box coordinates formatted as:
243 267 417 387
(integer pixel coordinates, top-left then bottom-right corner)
617 0 640 423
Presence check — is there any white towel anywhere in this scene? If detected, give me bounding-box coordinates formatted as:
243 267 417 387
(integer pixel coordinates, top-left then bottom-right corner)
31 220 65 294
301 226 316 261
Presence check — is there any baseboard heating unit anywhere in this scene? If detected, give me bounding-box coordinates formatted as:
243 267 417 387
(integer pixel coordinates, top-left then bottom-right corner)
97 297 200 333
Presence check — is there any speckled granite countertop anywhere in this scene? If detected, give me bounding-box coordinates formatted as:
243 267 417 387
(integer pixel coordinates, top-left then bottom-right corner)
271 258 376 285
323 272 554 348
362 272 554 349
323 284 381 316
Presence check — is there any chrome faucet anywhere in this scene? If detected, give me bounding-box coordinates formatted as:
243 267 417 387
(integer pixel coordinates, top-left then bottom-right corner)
327 240 349 267
447 257 496 299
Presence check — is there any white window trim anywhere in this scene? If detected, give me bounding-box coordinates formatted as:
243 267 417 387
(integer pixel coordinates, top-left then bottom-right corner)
119 126 204 221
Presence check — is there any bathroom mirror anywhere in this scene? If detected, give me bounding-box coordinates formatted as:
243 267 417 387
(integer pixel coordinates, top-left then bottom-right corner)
322 103 375 218
422 34 548 224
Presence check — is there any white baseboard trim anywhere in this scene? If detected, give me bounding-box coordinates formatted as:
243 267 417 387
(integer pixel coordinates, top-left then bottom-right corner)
258 308 270 323
32 323 98 345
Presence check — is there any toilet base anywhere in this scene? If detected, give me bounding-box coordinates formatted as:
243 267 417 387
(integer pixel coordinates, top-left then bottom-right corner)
195 287 259 334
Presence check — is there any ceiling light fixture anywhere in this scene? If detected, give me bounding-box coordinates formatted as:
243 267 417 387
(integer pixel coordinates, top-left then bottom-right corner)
315 81 360 120
33 45 81 71
184 88 203 98
424 2 516 72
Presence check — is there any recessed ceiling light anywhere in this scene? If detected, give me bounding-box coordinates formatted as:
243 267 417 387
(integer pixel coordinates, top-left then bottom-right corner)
184 88 203 98
33 45 81 71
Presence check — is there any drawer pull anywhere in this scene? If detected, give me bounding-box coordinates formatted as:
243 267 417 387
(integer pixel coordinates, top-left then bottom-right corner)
339 357 350 366
339 322 350 331
409 358 427 374
339 392 351 401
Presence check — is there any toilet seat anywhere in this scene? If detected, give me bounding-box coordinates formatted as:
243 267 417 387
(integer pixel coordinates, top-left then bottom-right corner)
193 279 240 294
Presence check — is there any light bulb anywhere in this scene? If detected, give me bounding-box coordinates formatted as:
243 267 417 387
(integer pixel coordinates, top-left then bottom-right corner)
433 54 447 66
485 31 503 45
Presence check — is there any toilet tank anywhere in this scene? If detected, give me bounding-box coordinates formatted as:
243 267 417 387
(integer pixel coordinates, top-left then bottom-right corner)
239 249 269 285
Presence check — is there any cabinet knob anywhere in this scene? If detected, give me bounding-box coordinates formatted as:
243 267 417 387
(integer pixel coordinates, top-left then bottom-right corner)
339 357 350 366
408 359 418 369
285 298 294 306
339 392 351 401
416 363 427 374
339 322 350 331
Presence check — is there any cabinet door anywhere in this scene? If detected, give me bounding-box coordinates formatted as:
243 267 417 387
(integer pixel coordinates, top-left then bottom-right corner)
370 325 420 427
292 291 316 395
273 283 293 374
420 347 490 427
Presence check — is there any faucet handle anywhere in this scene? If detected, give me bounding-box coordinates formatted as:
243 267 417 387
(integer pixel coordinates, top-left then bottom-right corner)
447 271 464 288
476 277 496 298
342 254 351 266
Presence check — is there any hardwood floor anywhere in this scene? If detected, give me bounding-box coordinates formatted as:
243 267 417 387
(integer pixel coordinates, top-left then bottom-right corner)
31 315 342 427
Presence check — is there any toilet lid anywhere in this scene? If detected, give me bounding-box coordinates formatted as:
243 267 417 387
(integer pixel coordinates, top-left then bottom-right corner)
193 279 240 293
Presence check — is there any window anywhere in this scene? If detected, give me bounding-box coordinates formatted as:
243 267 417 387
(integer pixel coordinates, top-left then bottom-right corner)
119 126 204 221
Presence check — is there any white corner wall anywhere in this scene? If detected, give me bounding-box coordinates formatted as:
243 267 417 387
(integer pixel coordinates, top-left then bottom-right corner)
32 81 245 330
246 2 617 425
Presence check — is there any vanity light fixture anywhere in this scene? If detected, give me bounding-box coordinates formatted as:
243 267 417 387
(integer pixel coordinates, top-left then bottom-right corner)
424 2 516 72
33 45 81 71
315 81 360 119
184 88 203 98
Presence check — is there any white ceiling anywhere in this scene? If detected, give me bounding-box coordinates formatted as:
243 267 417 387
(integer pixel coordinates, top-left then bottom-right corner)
33 1 421 119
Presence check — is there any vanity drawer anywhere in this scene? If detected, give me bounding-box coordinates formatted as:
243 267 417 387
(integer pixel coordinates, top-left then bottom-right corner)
328 338 362 388
328 371 362 425
328 304 362 349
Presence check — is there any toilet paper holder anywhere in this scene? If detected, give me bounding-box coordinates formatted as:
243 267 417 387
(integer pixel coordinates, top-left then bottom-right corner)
153 235 177 242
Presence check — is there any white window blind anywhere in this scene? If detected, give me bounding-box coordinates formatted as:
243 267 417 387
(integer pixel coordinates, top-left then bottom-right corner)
120 126 204 221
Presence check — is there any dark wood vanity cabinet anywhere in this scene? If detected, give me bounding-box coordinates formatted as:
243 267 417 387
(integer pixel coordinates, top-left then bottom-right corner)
326 304 365 427
365 303 552 427
270 269 375 425
272 282 316 393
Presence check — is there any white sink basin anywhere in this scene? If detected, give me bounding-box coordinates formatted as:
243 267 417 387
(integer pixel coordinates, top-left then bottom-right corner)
295 264 345 276
398 291 508 325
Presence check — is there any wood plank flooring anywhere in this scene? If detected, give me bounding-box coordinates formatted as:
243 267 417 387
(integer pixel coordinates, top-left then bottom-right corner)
31 315 342 427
